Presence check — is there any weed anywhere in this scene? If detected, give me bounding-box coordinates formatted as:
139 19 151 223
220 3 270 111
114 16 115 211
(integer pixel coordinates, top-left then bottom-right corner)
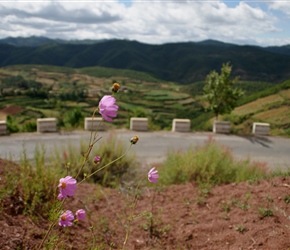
195 196 207 206
195 183 211 206
266 194 274 203
219 200 231 213
231 193 252 211
221 214 230 220
235 224 248 233
259 207 274 218
184 198 191 206
283 195 290 204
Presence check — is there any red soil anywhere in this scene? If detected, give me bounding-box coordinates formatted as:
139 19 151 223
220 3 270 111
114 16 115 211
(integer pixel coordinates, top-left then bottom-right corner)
1 158 290 249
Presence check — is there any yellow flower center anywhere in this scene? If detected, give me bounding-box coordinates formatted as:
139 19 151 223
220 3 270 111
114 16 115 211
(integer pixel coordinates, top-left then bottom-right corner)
61 214 66 221
61 182 66 189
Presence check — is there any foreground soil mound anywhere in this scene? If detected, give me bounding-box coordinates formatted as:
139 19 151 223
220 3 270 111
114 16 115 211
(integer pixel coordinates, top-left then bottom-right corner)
1 158 290 249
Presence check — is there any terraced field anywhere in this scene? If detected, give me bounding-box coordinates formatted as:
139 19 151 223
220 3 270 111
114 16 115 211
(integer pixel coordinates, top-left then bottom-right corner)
0 65 198 131
0 65 289 136
231 87 290 136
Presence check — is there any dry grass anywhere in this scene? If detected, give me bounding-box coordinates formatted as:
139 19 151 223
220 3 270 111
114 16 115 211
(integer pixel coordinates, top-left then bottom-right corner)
279 89 290 98
252 106 290 125
233 94 284 116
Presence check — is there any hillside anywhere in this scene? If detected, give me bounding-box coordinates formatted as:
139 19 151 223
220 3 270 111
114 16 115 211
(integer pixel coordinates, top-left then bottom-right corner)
0 65 289 137
0 38 290 84
229 80 290 136
0 65 199 131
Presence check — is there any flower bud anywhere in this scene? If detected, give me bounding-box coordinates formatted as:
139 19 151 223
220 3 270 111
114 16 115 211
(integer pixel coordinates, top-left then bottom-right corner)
130 135 139 144
94 156 101 163
111 82 120 93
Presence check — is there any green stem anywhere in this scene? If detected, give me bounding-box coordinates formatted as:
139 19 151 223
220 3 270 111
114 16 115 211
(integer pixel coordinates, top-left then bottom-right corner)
38 220 57 249
38 199 65 249
122 177 144 250
75 109 103 180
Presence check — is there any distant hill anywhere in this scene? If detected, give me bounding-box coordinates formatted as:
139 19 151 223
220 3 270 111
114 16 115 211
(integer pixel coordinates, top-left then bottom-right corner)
264 45 290 56
0 37 290 84
0 36 107 47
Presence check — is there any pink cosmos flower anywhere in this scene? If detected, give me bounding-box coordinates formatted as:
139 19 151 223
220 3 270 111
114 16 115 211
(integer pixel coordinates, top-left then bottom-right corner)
58 176 77 198
99 95 118 122
75 209 86 221
148 167 159 183
59 210 74 227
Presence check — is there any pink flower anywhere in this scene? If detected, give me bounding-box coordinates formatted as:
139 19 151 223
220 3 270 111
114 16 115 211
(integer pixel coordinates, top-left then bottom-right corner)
99 95 118 122
148 167 159 183
58 176 77 198
76 209 86 221
59 210 74 227
94 156 101 163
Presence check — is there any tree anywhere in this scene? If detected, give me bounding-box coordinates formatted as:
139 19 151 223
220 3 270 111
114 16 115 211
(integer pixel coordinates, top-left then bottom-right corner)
203 62 244 120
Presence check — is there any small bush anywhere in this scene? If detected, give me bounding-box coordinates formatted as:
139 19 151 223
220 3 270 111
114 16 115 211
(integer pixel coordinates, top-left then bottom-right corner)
158 137 268 186
22 121 37 132
86 132 138 188
63 107 84 128
6 115 19 133
52 132 139 188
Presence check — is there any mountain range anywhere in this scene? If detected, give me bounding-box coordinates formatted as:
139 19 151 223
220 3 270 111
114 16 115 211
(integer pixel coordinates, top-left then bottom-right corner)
1 36 290 84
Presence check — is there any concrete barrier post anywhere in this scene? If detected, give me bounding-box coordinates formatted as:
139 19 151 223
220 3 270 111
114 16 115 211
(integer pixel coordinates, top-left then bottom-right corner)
252 122 270 136
172 119 191 132
130 117 148 131
84 117 105 131
0 120 7 135
37 118 57 133
213 121 231 134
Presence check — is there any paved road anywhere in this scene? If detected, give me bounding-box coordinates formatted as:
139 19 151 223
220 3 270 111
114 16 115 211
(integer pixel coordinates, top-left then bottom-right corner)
0 129 290 170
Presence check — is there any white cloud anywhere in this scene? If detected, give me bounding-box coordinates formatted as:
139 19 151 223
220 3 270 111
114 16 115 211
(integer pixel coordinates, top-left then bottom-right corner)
0 0 288 46
0 1 122 24
268 1 290 16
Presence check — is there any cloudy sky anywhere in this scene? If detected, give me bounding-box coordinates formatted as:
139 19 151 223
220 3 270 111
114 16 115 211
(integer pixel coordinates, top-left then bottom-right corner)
1 0 290 47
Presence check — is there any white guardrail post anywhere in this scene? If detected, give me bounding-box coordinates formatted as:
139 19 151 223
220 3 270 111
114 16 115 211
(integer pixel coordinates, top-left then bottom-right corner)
130 117 148 131
213 121 231 134
37 118 58 133
0 120 7 135
84 117 105 131
172 119 191 132
252 122 270 136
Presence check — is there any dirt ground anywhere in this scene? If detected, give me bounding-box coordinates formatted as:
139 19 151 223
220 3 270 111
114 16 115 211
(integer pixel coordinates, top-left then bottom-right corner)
1 158 290 250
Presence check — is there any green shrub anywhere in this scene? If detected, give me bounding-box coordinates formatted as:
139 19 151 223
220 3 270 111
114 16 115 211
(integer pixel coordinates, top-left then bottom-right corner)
6 115 19 133
85 132 138 188
63 107 84 128
158 137 268 186
22 121 37 132
52 132 139 188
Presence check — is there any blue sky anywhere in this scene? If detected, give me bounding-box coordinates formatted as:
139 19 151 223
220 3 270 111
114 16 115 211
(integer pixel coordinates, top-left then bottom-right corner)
0 0 290 47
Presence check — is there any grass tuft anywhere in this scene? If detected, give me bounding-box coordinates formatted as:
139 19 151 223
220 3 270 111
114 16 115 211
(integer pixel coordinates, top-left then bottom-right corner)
158 137 268 186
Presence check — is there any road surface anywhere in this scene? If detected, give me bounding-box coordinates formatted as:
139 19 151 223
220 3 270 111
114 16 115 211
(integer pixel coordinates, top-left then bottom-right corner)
0 129 290 171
